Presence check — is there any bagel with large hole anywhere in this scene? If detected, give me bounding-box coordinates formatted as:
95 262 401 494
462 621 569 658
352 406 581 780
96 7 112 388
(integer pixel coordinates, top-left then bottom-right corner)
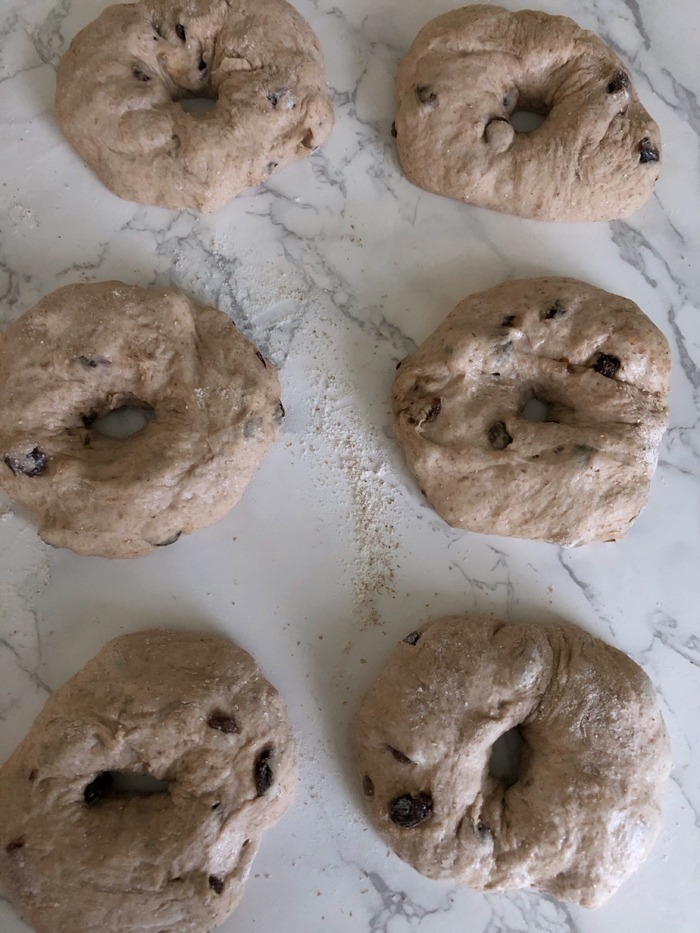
0 281 282 558
352 614 670 907
392 277 671 545
394 5 661 221
55 0 335 211
0 629 297 933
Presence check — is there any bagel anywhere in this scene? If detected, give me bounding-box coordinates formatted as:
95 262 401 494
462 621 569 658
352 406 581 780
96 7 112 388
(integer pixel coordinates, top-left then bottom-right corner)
0 629 297 933
352 614 670 907
0 281 282 558
392 277 671 545
55 0 334 211
394 5 661 221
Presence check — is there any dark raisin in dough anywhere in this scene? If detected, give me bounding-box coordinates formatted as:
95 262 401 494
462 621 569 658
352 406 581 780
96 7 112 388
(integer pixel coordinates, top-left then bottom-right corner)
389 792 433 828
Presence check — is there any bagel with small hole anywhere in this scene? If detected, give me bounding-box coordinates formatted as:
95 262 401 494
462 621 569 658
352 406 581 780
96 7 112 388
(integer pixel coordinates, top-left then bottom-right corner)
56 0 334 211
394 5 661 221
352 614 670 907
0 629 297 933
0 281 282 558
392 277 671 545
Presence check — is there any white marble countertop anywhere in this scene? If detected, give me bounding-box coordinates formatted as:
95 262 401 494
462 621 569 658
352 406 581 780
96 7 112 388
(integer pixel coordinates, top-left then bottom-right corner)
1 0 699 930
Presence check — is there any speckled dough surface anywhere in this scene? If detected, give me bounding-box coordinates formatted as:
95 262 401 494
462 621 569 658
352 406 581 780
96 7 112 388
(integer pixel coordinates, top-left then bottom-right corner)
55 0 334 211
393 277 671 545
352 614 670 907
0 629 297 933
0 281 282 558
395 5 661 221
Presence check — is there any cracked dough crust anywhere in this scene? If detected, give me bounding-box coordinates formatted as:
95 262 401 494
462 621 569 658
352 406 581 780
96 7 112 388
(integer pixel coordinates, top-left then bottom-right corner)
0 281 281 558
55 0 335 211
0 630 297 933
352 614 670 907
392 277 671 546
395 5 661 221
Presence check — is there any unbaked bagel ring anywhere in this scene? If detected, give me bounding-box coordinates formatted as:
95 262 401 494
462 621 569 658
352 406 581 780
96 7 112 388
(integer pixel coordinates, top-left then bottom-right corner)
395 5 662 221
352 614 670 907
0 630 297 933
392 277 671 546
0 281 282 558
55 0 334 211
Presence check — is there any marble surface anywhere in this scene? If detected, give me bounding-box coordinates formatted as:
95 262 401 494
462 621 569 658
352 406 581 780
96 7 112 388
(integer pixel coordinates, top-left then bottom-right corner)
1 0 699 930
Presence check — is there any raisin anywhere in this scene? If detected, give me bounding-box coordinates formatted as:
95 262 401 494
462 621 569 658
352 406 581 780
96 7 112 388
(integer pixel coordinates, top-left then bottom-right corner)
175 23 186 41
255 350 267 367
638 138 659 163
29 769 38 781
424 398 441 423
362 775 374 797
387 746 413 764
133 67 150 82
300 128 314 149
391 121 397 138
403 631 421 646
76 355 110 368
84 771 113 805
207 714 239 734
254 748 273 796
155 531 181 547
501 315 516 327
543 301 566 320
4 448 47 477
416 85 437 105
593 353 621 378
389 792 433 828
267 92 280 107
607 71 629 93
266 161 279 174
209 875 224 894
488 422 512 450
278 401 285 418
5 839 24 853
477 819 491 835
198 58 207 72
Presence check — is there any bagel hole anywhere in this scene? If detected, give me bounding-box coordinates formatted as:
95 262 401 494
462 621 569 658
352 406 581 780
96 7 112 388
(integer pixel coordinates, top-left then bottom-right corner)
521 396 551 423
489 727 525 788
90 405 155 439
84 770 172 804
510 111 547 133
179 97 217 116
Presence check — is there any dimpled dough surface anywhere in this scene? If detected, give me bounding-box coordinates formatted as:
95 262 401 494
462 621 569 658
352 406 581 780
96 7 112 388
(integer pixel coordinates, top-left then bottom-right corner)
392 277 671 546
395 5 661 221
352 615 671 907
0 282 282 558
0 630 297 933
55 0 335 211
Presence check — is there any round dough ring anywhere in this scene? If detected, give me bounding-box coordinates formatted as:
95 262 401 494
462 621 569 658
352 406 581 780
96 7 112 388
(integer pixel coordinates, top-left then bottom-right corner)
55 0 334 211
352 614 670 907
0 281 282 558
0 630 297 933
392 277 671 546
395 5 661 221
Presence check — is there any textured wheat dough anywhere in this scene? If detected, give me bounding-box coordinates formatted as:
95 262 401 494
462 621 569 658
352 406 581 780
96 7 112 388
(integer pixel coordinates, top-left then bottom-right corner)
393 277 670 546
0 629 297 933
395 5 661 221
55 0 334 211
0 281 282 558
352 614 670 907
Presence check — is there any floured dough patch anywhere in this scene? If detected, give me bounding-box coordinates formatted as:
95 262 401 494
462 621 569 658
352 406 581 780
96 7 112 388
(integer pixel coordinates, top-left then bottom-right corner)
55 0 335 211
0 629 297 933
393 277 670 545
0 281 282 558
395 5 661 221
352 614 670 907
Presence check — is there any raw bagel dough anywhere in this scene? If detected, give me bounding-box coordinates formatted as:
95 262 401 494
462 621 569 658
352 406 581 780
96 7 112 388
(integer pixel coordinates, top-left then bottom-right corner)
0 629 297 933
352 614 670 907
0 281 282 558
395 5 661 221
392 277 671 545
55 0 335 211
